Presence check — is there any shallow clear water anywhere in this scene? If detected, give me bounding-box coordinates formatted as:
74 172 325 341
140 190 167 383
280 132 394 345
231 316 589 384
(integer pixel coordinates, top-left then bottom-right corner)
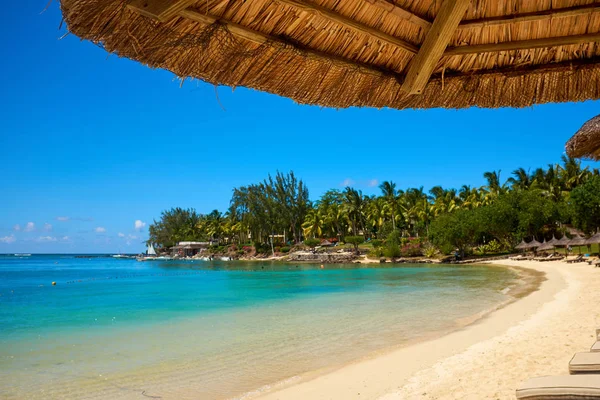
0 255 517 400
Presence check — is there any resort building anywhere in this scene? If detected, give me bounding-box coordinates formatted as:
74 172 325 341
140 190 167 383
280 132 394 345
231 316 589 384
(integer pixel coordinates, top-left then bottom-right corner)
171 241 216 257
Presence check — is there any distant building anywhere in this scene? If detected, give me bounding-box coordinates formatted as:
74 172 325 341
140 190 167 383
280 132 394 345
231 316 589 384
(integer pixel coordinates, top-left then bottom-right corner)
171 241 217 257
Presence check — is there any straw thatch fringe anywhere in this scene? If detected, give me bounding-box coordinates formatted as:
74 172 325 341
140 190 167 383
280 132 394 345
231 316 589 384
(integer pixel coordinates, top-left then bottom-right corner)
566 114 600 160
60 0 600 109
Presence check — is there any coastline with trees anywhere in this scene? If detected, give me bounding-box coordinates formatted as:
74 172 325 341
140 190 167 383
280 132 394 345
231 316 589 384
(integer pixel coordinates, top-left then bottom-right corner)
147 157 600 262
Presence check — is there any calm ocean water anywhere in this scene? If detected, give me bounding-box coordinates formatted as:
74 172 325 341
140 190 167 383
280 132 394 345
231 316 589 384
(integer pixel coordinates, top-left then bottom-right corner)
0 255 517 399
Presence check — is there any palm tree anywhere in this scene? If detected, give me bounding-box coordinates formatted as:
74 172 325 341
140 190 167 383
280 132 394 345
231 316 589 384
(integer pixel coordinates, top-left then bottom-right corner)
343 187 365 236
379 181 398 230
508 168 532 190
559 155 589 190
302 209 324 239
483 170 504 195
365 196 386 236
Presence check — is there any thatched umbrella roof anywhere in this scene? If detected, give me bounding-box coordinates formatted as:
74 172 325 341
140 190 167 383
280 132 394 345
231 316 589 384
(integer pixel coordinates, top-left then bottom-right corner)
59 0 600 110
546 235 560 246
514 240 530 250
555 235 572 246
537 240 555 252
566 115 600 161
568 234 588 246
585 231 600 245
523 238 542 249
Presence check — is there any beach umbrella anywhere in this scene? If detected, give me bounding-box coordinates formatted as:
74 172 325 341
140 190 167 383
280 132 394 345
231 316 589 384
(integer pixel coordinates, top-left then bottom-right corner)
566 114 600 161
537 240 555 252
555 235 572 247
546 235 560 246
568 234 588 254
59 1 600 112
526 239 542 249
584 232 600 246
515 240 530 251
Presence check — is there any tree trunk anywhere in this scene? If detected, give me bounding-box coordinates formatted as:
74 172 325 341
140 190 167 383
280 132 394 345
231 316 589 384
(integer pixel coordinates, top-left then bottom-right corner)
270 232 275 256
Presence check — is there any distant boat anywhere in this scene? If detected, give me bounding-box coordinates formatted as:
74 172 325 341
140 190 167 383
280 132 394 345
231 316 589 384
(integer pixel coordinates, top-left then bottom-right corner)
136 245 167 261
14 254 31 257
220 256 232 261
112 254 133 259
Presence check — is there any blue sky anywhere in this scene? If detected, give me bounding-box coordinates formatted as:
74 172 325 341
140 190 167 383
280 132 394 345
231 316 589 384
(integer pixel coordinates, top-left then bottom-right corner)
1 1 599 253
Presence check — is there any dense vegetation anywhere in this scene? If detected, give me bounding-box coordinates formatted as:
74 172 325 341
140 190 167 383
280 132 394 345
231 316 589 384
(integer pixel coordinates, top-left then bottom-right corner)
148 157 600 257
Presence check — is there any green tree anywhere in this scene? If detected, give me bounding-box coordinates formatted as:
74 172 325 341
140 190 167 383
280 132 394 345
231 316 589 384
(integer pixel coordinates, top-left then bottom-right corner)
345 236 364 255
384 230 401 258
379 181 398 230
304 238 321 249
570 176 600 234
429 209 480 257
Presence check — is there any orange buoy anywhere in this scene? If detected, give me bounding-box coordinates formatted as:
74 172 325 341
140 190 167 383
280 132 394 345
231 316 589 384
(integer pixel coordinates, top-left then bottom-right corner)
320 264 324 269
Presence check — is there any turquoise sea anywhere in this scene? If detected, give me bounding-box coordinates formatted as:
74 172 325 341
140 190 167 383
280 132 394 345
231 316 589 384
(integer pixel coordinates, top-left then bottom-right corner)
0 255 518 399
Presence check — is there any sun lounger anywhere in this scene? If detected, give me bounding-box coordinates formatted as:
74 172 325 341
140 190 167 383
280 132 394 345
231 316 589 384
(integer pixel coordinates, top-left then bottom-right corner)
536 255 564 262
591 342 600 352
516 375 600 399
566 255 584 264
570 352 600 374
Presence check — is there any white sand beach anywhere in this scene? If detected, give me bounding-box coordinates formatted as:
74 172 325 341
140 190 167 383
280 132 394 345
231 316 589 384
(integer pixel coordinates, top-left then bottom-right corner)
256 260 600 400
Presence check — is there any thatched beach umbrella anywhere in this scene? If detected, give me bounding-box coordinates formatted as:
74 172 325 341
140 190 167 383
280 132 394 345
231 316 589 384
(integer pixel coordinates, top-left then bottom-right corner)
566 115 600 161
58 0 600 111
568 234 588 254
526 239 542 249
552 234 572 254
584 232 600 246
546 236 560 246
537 240 555 252
569 234 587 246
555 234 572 247
515 240 530 251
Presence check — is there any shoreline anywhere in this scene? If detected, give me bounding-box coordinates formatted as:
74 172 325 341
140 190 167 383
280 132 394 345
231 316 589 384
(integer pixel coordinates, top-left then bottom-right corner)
250 260 580 400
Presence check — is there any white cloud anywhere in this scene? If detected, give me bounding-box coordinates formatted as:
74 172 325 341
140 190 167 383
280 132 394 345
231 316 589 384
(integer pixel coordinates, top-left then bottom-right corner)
128 234 138 240
44 223 53 232
13 224 21 231
95 227 106 233
341 178 355 187
36 236 57 242
0 235 16 244
24 222 35 232
118 232 125 237
367 179 379 187
61 236 70 242
134 220 146 231
56 216 93 222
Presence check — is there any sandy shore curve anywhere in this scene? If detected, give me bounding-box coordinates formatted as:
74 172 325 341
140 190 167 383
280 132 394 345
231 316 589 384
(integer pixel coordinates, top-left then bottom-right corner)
254 260 599 400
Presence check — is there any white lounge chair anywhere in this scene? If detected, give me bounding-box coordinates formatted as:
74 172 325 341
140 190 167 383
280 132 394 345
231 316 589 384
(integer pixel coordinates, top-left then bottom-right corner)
516 375 600 399
570 352 600 374
591 342 600 353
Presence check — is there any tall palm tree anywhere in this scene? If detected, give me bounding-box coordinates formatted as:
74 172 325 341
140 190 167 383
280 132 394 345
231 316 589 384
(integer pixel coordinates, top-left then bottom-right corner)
379 180 398 230
343 187 365 236
483 170 504 195
507 168 532 190
365 196 386 236
302 209 324 239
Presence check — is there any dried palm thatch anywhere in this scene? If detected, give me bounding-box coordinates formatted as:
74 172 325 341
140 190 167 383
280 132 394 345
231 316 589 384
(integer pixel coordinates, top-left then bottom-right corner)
59 0 600 109
566 114 600 160
537 240 555 251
